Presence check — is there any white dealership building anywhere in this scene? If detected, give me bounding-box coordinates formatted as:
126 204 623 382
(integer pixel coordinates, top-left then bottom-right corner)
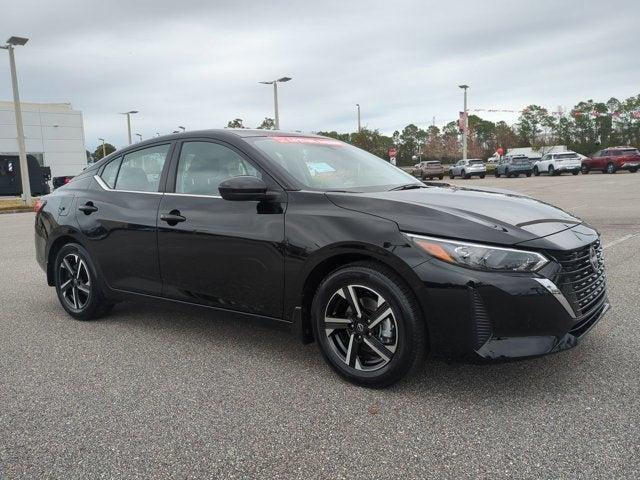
0 101 88 178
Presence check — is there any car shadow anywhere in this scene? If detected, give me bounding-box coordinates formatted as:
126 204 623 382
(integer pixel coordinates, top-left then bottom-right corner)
99 299 607 400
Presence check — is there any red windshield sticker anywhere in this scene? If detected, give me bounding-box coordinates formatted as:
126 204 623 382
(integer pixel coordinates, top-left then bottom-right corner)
271 137 344 146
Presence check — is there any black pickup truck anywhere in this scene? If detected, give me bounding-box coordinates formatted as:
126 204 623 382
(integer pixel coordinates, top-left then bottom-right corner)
0 154 51 196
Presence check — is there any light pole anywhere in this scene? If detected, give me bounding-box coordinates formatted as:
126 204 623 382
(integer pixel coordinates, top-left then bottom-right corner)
459 84 469 160
259 76 292 130
1 36 31 206
98 137 106 159
135 133 142 142
178 126 185 132
120 110 138 145
356 104 361 132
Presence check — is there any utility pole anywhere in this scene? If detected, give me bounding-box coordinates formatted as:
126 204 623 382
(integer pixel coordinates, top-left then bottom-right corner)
259 77 292 130
120 110 138 145
459 85 469 160
2 36 31 206
98 137 106 159
356 104 361 132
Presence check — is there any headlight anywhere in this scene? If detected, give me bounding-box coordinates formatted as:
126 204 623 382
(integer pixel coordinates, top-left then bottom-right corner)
405 233 548 272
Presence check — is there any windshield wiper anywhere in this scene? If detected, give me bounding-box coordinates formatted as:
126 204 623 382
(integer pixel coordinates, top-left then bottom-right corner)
388 183 426 191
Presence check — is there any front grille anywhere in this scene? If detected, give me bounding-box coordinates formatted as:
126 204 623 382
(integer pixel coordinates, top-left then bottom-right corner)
552 239 607 324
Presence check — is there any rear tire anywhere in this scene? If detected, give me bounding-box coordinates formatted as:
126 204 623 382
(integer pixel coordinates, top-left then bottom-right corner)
449 171 454 179
629 168 638 173
572 170 579 175
479 174 485 179
494 170 500 178
54 243 113 321
505 168 511 178
526 172 532 177
438 175 443 180
311 262 427 388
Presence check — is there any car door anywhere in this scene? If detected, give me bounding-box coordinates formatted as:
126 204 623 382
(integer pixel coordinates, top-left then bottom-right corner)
157 139 286 318
75 143 173 295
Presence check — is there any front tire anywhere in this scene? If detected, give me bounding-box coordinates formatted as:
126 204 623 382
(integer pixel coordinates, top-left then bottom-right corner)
582 166 590 174
533 166 540 176
606 162 616 174
449 171 454 179
311 262 427 388
54 243 113 321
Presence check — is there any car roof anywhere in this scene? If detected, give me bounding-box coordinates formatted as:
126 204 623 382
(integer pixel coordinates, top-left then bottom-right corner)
89 129 324 171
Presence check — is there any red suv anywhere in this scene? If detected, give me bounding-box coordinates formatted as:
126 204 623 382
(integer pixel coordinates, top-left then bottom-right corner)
582 146 640 174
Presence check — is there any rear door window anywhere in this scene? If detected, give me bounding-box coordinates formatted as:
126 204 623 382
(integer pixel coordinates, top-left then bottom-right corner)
100 157 122 188
115 144 171 192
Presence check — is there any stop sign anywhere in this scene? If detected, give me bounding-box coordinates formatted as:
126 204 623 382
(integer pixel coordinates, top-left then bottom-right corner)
388 148 398 158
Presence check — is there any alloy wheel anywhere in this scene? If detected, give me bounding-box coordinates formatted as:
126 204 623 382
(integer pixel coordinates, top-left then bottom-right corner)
59 253 91 310
323 285 398 371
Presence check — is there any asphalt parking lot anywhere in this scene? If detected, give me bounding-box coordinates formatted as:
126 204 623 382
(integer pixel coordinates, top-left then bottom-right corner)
1 173 639 479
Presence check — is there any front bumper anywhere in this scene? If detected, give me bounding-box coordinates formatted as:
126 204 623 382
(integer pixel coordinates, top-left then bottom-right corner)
411 258 609 360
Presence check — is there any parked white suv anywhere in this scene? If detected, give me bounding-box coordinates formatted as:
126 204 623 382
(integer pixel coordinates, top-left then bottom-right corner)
449 159 486 179
533 151 582 176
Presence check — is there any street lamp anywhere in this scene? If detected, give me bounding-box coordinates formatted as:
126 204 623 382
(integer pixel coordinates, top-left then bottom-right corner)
135 133 142 142
356 104 361 133
119 110 138 145
1 36 31 206
98 137 106 159
178 126 185 132
458 84 469 160
259 76 292 130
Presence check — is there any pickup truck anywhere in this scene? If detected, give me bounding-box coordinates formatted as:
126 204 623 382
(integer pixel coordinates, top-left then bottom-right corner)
582 147 640 174
533 151 582 176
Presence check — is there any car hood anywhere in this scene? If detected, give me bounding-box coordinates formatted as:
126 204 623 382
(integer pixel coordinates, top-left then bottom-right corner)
327 185 583 246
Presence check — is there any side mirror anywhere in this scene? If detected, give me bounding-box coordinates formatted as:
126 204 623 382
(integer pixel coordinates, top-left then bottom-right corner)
218 175 268 201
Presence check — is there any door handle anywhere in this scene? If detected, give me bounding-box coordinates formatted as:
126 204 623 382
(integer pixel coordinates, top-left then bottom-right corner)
160 210 186 225
78 202 98 214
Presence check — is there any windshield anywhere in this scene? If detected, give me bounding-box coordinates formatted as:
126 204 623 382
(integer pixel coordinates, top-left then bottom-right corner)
556 153 579 160
247 136 420 191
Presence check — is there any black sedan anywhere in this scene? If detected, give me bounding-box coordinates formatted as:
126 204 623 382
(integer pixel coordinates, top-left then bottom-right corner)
34 130 609 387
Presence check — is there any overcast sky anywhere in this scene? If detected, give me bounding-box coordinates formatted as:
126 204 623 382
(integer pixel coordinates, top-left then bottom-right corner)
2 0 639 150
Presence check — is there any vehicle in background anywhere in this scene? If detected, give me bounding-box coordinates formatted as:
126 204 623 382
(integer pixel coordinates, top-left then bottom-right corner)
486 154 501 164
582 147 640 174
411 160 444 180
449 159 486 179
0 154 51 196
53 176 75 189
495 155 533 178
533 151 582 176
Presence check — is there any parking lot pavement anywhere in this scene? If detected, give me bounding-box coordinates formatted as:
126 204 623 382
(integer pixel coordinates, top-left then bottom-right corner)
1 174 639 479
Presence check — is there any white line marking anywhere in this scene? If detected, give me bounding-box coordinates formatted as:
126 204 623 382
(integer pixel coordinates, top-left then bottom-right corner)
603 233 640 250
